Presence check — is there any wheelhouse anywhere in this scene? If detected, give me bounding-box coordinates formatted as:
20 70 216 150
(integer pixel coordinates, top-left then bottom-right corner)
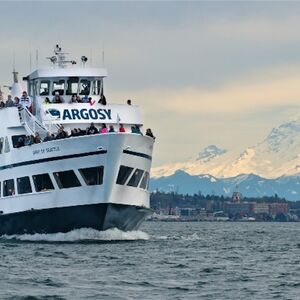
23 68 108 116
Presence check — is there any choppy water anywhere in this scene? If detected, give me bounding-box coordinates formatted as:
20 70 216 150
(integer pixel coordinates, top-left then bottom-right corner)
0 222 299 300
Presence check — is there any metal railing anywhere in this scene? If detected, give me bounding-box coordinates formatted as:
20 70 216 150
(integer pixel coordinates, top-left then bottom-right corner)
19 107 49 139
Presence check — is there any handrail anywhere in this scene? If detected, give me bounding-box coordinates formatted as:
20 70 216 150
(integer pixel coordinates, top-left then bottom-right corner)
19 107 49 139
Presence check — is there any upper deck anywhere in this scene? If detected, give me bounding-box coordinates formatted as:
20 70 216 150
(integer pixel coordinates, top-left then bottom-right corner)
20 45 142 129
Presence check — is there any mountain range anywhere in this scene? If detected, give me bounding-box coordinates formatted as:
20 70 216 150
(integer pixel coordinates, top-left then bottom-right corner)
151 119 300 201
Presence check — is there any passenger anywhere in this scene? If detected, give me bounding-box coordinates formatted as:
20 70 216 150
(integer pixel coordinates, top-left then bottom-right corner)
131 124 142 135
24 135 33 146
20 91 32 109
56 127 68 139
109 125 115 133
43 132 53 142
98 94 107 105
0 100 5 108
76 95 82 103
70 128 79 137
14 97 21 107
88 97 95 106
34 132 41 144
5 95 14 107
127 99 132 105
77 128 86 136
16 136 25 148
44 97 51 104
52 91 63 103
87 122 99 135
70 95 77 103
145 128 155 139
100 123 108 134
82 95 89 103
119 124 125 133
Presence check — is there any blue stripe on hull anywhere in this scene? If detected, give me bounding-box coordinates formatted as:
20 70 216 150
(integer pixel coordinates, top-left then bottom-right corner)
0 204 151 236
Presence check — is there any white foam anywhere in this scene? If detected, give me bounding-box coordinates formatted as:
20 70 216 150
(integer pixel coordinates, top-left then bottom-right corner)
2 228 150 242
154 232 201 241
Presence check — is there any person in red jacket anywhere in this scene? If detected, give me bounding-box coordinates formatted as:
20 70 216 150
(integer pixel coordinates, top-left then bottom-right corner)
119 124 125 133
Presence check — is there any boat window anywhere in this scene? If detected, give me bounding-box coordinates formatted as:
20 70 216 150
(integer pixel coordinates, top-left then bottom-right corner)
54 170 81 189
40 80 50 96
79 166 104 186
0 137 3 154
127 169 144 187
116 166 134 185
66 77 79 95
12 135 26 148
139 171 149 190
29 81 34 97
4 137 10 153
52 79 65 96
92 80 102 95
33 173 55 192
3 179 15 197
17 176 32 195
79 79 91 95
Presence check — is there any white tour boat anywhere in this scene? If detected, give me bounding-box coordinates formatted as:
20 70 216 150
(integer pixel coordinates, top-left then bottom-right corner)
0 45 154 235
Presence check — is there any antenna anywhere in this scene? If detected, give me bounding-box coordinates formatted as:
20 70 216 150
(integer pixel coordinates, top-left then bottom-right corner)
29 52 32 72
36 49 39 69
90 48 93 66
13 53 15 71
102 42 105 66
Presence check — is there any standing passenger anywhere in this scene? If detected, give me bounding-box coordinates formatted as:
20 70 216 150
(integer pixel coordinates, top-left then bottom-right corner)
101 124 108 134
20 91 32 109
119 124 125 133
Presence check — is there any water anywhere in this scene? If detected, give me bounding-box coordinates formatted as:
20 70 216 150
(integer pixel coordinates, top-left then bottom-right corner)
0 222 299 300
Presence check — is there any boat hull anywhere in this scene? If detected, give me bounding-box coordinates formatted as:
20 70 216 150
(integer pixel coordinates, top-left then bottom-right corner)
0 203 152 236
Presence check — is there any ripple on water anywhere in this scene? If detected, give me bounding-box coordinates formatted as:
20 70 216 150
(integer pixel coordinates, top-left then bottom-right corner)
0 222 299 300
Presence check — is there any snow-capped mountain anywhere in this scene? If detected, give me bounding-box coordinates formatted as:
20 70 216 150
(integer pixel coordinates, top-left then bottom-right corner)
152 119 300 179
150 170 300 201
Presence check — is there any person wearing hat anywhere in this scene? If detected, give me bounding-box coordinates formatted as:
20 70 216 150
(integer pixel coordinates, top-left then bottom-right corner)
52 91 64 103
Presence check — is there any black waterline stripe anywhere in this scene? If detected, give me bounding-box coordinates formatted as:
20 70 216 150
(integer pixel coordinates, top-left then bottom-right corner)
123 149 152 161
0 150 107 171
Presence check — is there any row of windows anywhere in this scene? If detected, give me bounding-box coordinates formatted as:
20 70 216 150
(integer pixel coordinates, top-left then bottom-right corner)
0 166 104 198
116 166 150 190
0 137 10 155
29 78 103 97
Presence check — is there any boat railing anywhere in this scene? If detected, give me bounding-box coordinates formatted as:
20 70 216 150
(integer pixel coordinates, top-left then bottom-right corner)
19 107 49 139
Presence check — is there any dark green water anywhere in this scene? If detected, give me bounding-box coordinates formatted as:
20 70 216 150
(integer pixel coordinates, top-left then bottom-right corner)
0 222 299 299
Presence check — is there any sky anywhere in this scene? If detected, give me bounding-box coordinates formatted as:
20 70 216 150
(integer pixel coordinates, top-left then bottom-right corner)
1 1 300 167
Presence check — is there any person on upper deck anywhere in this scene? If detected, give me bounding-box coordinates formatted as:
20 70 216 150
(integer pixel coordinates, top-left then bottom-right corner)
14 97 21 108
5 95 14 107
146 128 155 139
119 124 125 133
109 125 115 133
100 124 108 134
98 94 107 105
76 95 83 103
52 92 64 103
131 125 142 135
87 122 99 135
70 95 77 103
127 99 132 105
20 91 32 109
0 100 4 108
44 97 51 104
